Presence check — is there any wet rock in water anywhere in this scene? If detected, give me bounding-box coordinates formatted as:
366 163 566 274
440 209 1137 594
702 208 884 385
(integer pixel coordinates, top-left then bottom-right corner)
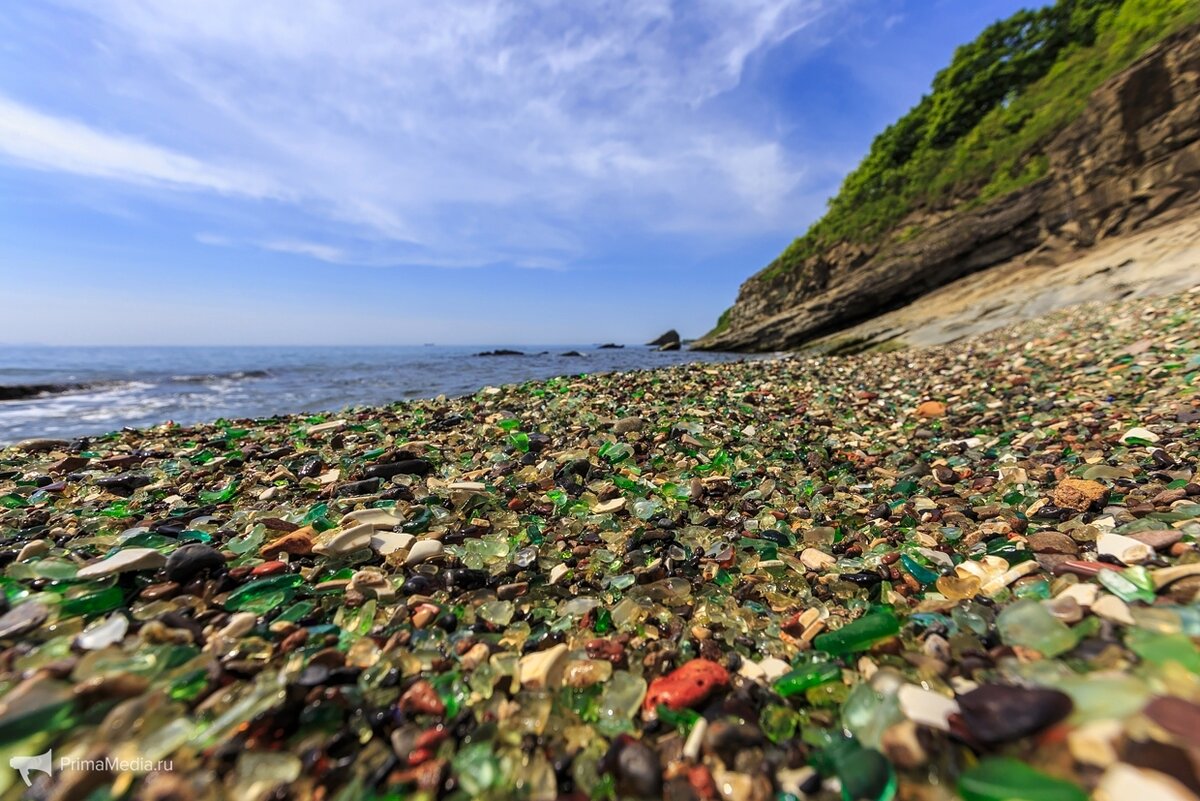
475 349 525 356
957 684 1073 745
646 329 680 348
597 343 624 349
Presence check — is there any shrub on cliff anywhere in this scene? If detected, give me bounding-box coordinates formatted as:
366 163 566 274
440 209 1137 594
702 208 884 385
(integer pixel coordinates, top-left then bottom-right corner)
758 0 1200 283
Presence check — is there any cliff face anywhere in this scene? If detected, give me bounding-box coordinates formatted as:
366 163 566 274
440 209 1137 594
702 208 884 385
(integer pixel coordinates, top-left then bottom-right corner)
697 26 1200 352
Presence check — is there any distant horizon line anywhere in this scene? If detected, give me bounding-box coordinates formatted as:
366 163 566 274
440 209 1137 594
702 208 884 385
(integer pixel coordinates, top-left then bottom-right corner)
0 341 695 349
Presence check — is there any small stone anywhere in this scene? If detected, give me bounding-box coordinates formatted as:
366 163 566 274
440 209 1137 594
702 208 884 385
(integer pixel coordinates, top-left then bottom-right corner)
14 438 69 452
563 659 613 689
1121 427 1161 444
1097 532 1153 564
0 602 50 639
1052 478 1109 513
643 659 729 713
369 530 414 555
164 543 226 583
898 684 959 731
76 547 167 579
339 508 405 528
404 539 444 566
1067 720 1122 767
312 523 373 557
1091 594 1134 625
915 401 946 418
1130 529 1183 552
612 416 645 435
261 528 315 559
76 614 130 650
1027 531 1079 555
548 564 569 585
957 684 1073 745
519 643 570 690
882 720 928 769
398 680 445 716
15 540 51 562
1043 595 1084 624
1095 763 1194 801
1142 696 1200 749
1151 563 1200 590
615 737 662 798
592 497 626 514
800 548 837 571
1056 583 1099 607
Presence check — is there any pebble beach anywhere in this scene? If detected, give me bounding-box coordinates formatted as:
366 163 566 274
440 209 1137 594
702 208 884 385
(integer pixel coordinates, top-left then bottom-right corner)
2 287 1199 801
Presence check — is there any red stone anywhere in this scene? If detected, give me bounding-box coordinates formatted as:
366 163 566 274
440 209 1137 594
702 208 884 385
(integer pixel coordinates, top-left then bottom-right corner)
1052 560 1124 577
643 659 729 713
399 680 445 717
250 560 287 576
687 765 719 799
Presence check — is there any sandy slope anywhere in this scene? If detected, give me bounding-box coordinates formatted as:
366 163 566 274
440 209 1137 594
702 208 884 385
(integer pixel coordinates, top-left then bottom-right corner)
805 212 1200 352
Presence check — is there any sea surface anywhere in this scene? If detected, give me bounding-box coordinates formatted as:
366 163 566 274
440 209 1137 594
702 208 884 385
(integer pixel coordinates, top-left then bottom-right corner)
0 345 754 444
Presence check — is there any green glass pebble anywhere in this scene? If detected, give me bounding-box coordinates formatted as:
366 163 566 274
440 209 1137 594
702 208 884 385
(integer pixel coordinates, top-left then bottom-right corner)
759 704 799 742
899 554 938 585
453 742 500 795
223 575 305 612
774 662 841 697
275 600 316 624
168 668 210 701
820 738 896 801
1097 569 1155 603
996 600 1076 657
958 757 1087 801
60 585 125 618
1127 628 1200 672
199 481 239 504
0 493 29 509
813 611 900 656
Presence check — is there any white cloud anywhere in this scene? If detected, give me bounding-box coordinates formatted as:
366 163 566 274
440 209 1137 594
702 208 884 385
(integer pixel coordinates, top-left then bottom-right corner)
0 95 280 198
7 0 842 266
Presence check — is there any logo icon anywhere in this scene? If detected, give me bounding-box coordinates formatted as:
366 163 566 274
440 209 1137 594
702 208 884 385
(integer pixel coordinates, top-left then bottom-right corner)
9 750 53 786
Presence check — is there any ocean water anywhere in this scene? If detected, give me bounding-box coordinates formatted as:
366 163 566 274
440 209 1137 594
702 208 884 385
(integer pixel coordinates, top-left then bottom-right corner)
0 345 753 444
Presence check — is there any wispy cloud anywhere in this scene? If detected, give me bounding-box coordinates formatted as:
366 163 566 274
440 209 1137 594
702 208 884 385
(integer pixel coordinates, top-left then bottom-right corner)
0 94 281 199
5 0 842 267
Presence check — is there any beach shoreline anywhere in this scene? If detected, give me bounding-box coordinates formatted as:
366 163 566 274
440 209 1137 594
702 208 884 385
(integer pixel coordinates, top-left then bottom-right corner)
0 289 1198 799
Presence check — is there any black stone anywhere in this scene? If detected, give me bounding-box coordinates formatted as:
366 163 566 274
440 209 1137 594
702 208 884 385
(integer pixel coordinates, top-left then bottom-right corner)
164 544 227 583
616 739 662 798
957 684 1073 745
364 460 433 479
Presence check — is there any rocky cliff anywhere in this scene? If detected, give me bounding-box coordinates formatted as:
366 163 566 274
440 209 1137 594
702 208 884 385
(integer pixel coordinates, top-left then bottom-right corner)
696 24 1200 352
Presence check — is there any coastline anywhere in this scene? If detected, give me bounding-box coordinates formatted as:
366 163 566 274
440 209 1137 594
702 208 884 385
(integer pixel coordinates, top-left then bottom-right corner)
1 288 1198 798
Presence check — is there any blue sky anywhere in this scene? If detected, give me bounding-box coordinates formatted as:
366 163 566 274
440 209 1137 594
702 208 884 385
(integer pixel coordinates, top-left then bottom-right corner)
0 0 1033 346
